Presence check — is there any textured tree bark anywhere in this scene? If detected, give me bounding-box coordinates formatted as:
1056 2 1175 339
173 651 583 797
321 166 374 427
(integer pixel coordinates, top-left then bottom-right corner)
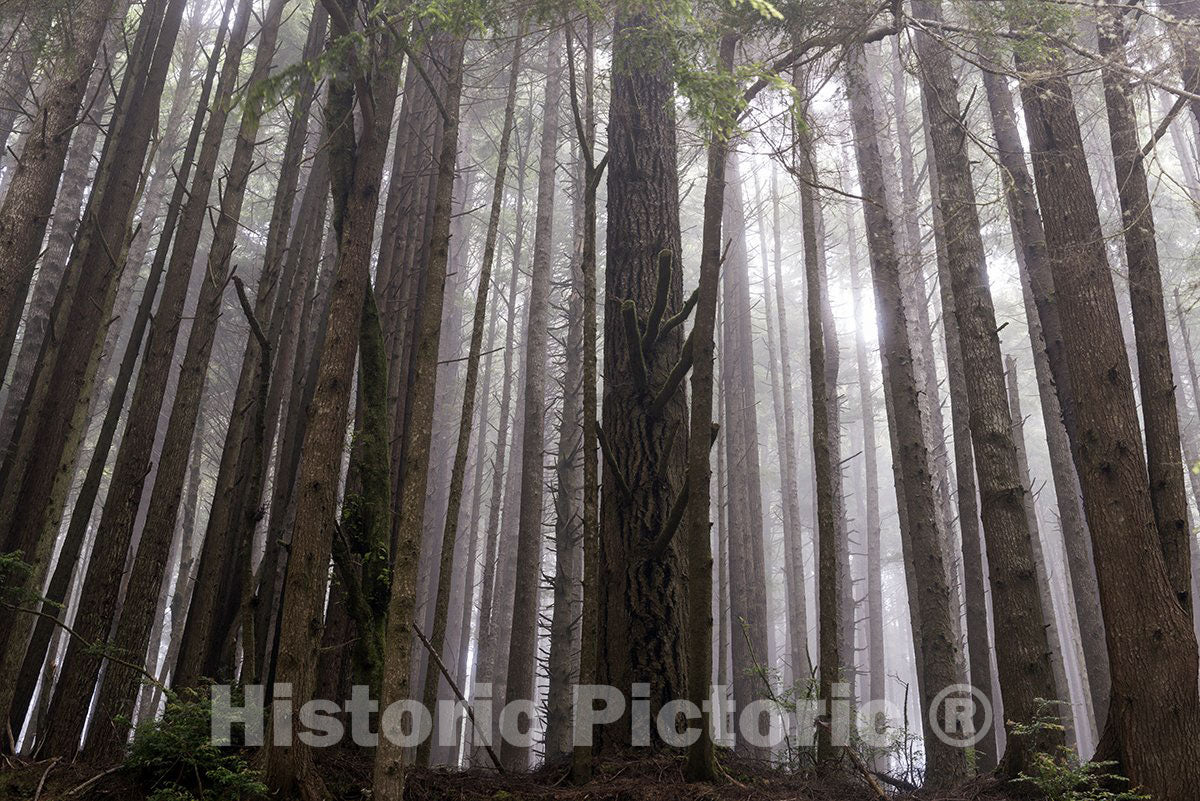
914 3 1062 774
1017 37 1200 799
0 2 136 450
7 0 189 757
1098 2 1193 614
500 29 563 771
80 0 290 760
844 42 967 786
372 33 466 801
0 0 118 378
262 2 405 796
596 3 689 749
978 45 1108 732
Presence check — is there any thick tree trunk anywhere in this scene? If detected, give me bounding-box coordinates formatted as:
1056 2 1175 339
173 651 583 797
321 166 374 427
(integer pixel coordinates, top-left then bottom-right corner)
844 42 967 786
1017 40 1200 799
978 45 1108 732
1099 3 1193 613
0 0 118 376
596 4 689 748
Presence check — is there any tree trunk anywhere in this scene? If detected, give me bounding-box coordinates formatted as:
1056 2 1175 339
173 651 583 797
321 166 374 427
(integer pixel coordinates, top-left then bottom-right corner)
1099 2 1193 613
844 42 967 786
0 0 118 376
1017 39 1200 799
595 3 689 749
914 3 1062 773
978 43 1108 733
371 33 466 801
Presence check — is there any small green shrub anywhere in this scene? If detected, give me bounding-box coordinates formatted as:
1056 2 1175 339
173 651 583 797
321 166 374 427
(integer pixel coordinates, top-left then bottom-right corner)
124 689 266 801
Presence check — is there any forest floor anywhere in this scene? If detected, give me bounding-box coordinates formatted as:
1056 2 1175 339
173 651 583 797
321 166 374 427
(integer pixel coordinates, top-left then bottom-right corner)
0 749 1028 801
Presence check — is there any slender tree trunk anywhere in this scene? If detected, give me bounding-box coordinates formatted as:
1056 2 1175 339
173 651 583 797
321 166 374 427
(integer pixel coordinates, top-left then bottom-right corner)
914 3 1062 773
0 0 118 376
7 0 190 756
263 3 404 795
416 26 523 767
845 42 968 785
500 29 563 771
372 33 466 801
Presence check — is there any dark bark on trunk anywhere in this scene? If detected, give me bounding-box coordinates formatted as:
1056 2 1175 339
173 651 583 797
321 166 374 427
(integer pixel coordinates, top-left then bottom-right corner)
914 4 1062 773
1017 40 1200 800
81 0 289 760
262 3 405 796
174 2 328 689
8 0 189 756
978 45 1108 731
595 4 689 749
417 27 523 767
0 0 118 376
844 42 967 785
1099 2 1193 613
371 33 466 801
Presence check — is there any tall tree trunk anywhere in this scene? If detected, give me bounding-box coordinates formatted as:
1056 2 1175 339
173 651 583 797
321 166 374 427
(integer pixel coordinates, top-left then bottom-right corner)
721 154 770 732
1099 2 1193 613
6 0 189 756
0 0 119 376
795 104 843 762
1005 355 1076 751
595 3 689 749
416 26 523 767
500 29 563 771
262 3 405 795
844 42 967 786
371 33 466 801
978 44 1108 732
1016 35 1200 799
914 3 1062 772
80 0 290 760
175 3 328 689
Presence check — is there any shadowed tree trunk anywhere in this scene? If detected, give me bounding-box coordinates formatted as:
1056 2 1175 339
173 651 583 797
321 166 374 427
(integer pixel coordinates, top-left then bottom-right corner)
1098 1 1193 613
1016 30 1200 798
913 2 1062 773
596 2 689 749
845 42 968 786
977 43 1108 733
501 28 563 772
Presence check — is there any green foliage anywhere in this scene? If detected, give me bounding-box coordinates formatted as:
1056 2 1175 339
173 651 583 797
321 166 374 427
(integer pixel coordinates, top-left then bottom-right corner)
124 690 267 801
1010 701 1147 801
0 551 35 606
